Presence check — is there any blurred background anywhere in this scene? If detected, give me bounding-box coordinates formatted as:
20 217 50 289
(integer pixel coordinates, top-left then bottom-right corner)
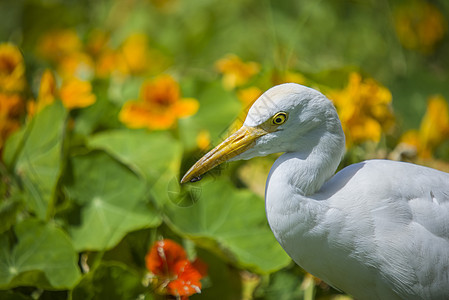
0 0 448 299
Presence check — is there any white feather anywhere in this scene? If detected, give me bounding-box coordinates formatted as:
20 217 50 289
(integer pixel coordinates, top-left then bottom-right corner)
237 83 449 299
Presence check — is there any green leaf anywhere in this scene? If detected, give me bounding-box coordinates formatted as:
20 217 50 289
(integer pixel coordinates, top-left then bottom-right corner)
178 81 242 150
65 151 161 251
165 178 291 274
0 219 81 290
0 191 23 233
72 81 122 136
2 102 67 220
87 129 182 206
87 129 181 182
71 262 147 300
258 269 306 300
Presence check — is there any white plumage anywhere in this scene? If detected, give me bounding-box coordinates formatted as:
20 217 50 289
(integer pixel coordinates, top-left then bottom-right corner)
182 83 449 299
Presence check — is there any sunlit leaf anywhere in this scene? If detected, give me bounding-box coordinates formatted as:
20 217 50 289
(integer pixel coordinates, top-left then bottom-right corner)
87 129 182 206
65 151 161 251
0 219 81 289
87 129 181 181
2 101 67 220
259 269 305 300
165 178 291 274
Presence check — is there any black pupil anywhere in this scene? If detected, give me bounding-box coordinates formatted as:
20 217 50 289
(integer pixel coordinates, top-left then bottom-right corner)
276 117 282 123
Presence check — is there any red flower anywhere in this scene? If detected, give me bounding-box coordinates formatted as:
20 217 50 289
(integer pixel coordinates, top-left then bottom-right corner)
145 239 207 298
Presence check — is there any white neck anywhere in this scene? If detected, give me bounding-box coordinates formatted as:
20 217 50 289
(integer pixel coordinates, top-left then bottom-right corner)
264 124 345 253
269 120 345 194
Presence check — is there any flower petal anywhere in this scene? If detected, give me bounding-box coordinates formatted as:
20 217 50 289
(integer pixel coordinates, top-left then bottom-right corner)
145 239 187 277
60 78 96 109
0 43 26 93
119 101 153 129
140 75 179 106
35 69 57 113
119 101 178 130
167 259 204 296
174 98 199 118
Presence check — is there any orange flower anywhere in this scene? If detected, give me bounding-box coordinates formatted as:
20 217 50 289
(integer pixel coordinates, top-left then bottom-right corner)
234 86 263 129
37 29 82 62
393 1 447 54
29 70 95 115
57 51 94 80
95 49 128 78
60 78 96 109
91 32 167 78
37 70 57 109
145 239 207 298
328 72 395 147
272 70 306 86
28 69 58 117
400 95 449 159
237 86 263 109
119 75 199 130
121 33 150 75
0 43 26 93
0 93 23 118
196 129 211 151
0 93 24 149
215 54 260 90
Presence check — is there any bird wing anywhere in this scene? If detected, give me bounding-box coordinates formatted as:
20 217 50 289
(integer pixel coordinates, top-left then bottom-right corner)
320 159 449 299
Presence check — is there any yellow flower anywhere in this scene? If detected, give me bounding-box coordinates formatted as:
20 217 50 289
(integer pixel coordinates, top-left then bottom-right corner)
94 33 160 78
196 129 211 151
0 93 24 118
272 70 306 86
58 52 94 80
38 29 82 62
38 70 57 107
393 1 447 54
121 33 150 75
400 95 449 159
0 93 24 149
328 72 395 147
60 78 96 109
215 54 260 90
233 86 264 130
28 69 58 117
95 49 128 78
37 29 94 80
0 43 26 93
237 86 263 109
119 75 199 130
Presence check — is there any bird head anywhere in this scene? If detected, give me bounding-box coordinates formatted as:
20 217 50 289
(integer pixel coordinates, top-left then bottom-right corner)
181 83 343 183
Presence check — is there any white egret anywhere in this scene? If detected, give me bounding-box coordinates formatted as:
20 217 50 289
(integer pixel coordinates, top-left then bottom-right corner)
181 83 449 299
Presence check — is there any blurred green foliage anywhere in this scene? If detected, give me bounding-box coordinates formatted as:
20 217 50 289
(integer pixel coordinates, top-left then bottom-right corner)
0 0 448 299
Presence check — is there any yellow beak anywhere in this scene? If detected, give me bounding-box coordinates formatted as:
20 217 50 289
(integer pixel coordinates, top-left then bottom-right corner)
181 125 267 183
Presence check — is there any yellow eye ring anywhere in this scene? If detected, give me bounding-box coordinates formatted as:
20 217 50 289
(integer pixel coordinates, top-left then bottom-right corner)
272 112 288 125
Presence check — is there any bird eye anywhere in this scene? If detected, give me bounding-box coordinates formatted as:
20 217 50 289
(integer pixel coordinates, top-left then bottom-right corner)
271 112 288 125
